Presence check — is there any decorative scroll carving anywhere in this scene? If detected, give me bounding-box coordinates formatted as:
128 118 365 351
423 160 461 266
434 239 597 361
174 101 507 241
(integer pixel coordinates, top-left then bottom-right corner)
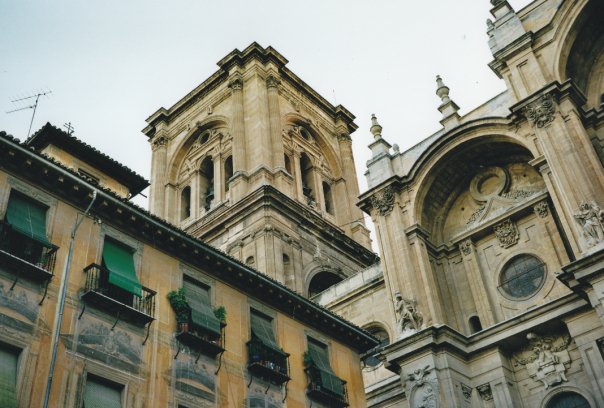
534 201 549 218
574 201 604 247
266 75 280 89
476 383 493 401
395 292 423 335
493 219 519 248
228 78 243 91
459 239 473 256
151 135 168 150
406 365 438 408
514 332 571 389
524 94 556 128
370 187 395 216
500 189 537 200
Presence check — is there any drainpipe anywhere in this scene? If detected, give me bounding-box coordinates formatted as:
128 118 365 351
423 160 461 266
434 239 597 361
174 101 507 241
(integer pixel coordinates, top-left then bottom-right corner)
43 190 97 408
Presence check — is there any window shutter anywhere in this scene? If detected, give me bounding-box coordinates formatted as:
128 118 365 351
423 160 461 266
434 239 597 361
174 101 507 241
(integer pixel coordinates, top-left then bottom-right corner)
83 377 122 408
183 278 221 335
102 239 142 297
5 192 50 245
250 312 284 354
307 340 344 396
0 347 18 408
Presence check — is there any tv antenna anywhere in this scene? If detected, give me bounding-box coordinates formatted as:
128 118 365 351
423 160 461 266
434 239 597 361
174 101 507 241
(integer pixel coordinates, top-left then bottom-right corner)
63 122 75 136
6 90 52 139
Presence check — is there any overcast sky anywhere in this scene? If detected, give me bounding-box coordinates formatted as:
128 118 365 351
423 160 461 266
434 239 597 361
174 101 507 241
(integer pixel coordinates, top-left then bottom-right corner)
2 0 532 215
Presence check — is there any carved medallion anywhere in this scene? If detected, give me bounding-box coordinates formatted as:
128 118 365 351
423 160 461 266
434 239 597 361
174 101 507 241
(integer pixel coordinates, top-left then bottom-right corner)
406 365 438 408
493 219 519 248
524 94 556 128
370 186 395 216
514 332 571 389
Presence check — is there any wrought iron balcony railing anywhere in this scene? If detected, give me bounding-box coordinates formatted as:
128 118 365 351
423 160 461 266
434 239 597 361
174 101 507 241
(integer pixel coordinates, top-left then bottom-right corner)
82 263 156 325
247 339 290 385
305 365 349 407
0 220 57 283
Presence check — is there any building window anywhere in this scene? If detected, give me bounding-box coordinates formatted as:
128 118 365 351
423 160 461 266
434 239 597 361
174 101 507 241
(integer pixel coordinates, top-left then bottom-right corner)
180 186 191 221
364 326 389 367
1 190 57 273
469 315 483 334
305 338 347 404
101 238 142 304
224 156 233 192
546 392 590 408
308 271 343 297
247 310 289 382
200 157 214 211
498 254 546 300
0 344 20 407
322 182 334 215
183 277 222 338
284 154 292 174
83 376 123 408
300 153 316 206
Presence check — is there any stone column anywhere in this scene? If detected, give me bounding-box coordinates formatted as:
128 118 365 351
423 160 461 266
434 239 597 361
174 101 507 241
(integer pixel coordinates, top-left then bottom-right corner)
213 153 222 204
229 78 246 173
519 86 604 255
266 75 283 170
149 134 168 217
292 149 304 201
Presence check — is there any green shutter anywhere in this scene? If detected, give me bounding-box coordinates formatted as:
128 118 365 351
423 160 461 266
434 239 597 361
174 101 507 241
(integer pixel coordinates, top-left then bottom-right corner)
308 340 344 396
183 279 221 336
251 312 284 355
0 347 18 408
84 377 122 408
102 240 142 297
5 192 50 245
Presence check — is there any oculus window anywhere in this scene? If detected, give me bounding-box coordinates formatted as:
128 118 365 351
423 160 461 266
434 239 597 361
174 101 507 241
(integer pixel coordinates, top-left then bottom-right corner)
499 254 545 300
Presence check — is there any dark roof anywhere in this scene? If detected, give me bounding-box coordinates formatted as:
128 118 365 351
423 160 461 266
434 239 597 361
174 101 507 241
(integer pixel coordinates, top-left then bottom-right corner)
0 130 379 353
26 123 149 197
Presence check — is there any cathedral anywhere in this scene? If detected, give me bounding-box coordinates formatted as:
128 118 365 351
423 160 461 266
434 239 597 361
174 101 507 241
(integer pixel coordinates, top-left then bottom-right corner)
0 0 603 407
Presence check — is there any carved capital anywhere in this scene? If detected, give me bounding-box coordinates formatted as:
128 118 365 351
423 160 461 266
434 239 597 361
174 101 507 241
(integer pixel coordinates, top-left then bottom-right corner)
524 94 556 128
338 133 352 143
370 186 395 216
459 239 473 256
229 78 243 91
460 383 472 400
151 135 168 150
493 218 519 248
534 201 549 218
476 383 493 401
266 75 280 89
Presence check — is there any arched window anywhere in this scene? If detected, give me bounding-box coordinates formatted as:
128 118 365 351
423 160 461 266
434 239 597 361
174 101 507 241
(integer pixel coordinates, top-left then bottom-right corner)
308 271 342 297
469 315 482 334
322 181 334 215
364 325 390 367
180 186 191 220
300 153 315 206
499 255 546 300
546 392 590 408
224 156 233 192
200 157 214 211
284 154 292 174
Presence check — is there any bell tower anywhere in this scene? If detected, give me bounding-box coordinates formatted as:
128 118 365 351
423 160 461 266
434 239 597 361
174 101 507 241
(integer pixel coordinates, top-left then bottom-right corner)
143 43 376 294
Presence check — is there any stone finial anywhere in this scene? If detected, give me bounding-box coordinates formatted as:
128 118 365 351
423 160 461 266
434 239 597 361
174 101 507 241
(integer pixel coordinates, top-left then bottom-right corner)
436 75 451 104
393 144 400 154
370 114 383 139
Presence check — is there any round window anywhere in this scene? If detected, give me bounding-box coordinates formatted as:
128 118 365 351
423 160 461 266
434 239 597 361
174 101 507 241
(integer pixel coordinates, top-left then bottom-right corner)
499 255 546 299
546 392 590 408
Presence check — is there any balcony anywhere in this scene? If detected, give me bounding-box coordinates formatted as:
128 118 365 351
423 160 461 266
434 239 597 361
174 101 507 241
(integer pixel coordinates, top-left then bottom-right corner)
175 321 226 358
0 221 57 283
81 263 156 325
305 365 349 407
247 339 290 385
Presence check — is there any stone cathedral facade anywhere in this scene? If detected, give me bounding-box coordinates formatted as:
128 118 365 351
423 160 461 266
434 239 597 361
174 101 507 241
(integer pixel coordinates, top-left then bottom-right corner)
315 0 604 407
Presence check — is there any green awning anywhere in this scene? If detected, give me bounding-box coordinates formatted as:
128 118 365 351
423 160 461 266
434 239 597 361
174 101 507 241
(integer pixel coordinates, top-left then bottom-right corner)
308 339 344 396
0 347 18 408
251 311 285 355
5 191 50 246
83 378 122 408
183 279 221 335
102 239 142 297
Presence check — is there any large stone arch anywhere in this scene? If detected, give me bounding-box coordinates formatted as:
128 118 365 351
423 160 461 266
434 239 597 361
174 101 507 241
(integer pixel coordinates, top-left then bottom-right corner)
166 116 229 183
303 260 346 298
410 123 539 244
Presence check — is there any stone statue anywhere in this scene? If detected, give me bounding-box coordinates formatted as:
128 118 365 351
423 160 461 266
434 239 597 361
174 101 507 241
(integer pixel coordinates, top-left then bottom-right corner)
574 201 604 247
394 292 423 333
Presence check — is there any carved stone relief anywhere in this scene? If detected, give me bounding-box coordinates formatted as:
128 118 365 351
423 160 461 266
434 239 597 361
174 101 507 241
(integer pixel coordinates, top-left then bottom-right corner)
460 383 472 401
524 94 556 128
476 383 493 401
151 135 168 150
459 239 473 256
514 332 571 389
574 201 604 247
534 201 549 218
370 186 395 216
394 292 423 336
405 365 438 408
493 219 519 248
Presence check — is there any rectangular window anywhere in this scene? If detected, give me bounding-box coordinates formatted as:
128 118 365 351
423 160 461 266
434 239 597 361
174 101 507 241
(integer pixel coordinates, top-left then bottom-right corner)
306 338 344 396
0 345 19 408
101 238 142 298
250 310 279 351
5 190 50 245
83 376 122 408
183 277 221 335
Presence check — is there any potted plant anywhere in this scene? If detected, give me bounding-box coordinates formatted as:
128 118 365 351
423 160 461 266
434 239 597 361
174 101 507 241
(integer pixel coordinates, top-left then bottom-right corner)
213 305 227 325
167 288 191 332
303 351 313 368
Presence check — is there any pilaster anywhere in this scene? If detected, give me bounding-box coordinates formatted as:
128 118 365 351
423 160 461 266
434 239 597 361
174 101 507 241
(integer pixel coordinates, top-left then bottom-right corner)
149 133 168 217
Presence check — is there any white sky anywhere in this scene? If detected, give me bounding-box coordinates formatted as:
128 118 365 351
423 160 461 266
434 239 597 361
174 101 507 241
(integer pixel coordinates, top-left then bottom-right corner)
1 0 532 217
